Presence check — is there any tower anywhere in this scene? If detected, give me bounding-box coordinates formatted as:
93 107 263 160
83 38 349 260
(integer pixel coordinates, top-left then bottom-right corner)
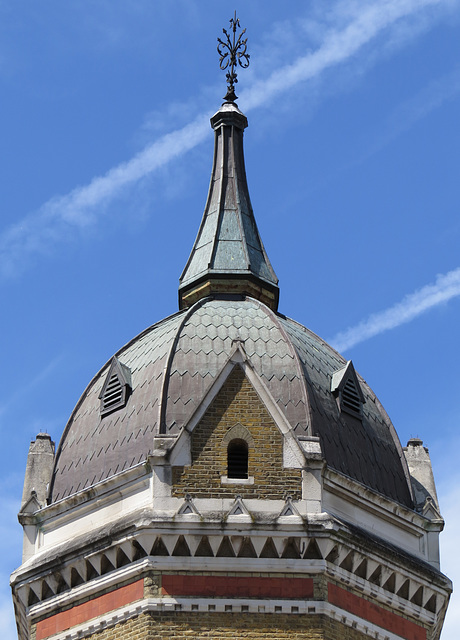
11 16 451 640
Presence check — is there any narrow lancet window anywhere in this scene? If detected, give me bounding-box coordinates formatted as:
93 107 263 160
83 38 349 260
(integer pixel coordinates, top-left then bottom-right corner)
227 439 248 479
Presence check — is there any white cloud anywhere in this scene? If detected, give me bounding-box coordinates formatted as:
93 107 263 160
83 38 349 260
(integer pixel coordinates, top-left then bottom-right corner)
330 267 460 351
0 114 210 279
0 0 456 279
242 0 448 110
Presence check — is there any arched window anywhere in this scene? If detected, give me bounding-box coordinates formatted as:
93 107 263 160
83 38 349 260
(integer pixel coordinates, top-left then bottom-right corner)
227 439 248 479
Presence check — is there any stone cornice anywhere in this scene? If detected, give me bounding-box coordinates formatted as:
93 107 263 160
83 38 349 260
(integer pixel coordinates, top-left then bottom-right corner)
324 468 443 534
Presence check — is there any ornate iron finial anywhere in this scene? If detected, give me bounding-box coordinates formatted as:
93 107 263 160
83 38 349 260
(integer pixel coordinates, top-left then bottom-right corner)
217 11 250 103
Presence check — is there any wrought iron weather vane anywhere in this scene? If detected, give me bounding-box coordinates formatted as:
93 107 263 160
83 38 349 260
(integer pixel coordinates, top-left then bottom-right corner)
217 11 250 103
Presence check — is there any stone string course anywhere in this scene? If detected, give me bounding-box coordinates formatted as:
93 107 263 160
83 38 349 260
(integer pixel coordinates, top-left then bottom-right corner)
32 572 430 640
37 611 374 640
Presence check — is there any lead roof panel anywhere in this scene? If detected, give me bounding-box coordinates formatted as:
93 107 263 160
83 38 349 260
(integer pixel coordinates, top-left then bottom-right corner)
49 297 412 508
50 312 184 502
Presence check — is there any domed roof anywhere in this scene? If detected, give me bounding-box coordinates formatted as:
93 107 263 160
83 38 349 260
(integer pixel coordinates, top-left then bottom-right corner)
49 294 412 507
49 100 413 510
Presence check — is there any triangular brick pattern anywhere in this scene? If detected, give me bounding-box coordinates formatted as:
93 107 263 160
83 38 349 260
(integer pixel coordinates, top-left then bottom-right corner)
20 529 444 635
172 366 301 499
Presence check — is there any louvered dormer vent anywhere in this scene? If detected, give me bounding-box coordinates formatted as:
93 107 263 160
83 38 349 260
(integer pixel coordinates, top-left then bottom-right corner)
342 377 362 415
102 373 124 413
331 360 365 419
99 357 132 417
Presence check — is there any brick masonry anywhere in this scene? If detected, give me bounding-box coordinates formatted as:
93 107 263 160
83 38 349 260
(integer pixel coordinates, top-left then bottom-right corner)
35 580 144 640
33 573 429 640
52 611 372 640
161 575 314 598
172 366 302 499
328 583 427 640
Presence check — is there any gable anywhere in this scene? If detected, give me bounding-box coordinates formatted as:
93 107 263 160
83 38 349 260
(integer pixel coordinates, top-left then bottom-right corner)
172 366 301 500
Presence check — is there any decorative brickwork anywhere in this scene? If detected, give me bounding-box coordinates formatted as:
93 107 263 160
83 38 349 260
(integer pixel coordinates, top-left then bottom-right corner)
161 575 314 598
328 583 427 640
35 580 144 640
31 572 432 640
172 366 302 499
66 611 372 640
52 613 153 640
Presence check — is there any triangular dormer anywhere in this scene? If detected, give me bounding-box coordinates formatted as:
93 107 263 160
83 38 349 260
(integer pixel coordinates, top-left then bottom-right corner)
99 357 132 417
331 360 365 418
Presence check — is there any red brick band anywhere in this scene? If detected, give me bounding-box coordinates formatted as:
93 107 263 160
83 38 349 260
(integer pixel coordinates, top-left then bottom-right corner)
161 575 314 598
36 579 144 640
36 577 423 640
328 583 426 640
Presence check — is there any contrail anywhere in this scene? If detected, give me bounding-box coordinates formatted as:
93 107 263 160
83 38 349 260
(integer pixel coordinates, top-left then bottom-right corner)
330 267 460 351
0 0 454 278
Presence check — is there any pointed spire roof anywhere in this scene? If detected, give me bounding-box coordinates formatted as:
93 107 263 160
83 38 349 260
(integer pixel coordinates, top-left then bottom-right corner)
179 101 279 311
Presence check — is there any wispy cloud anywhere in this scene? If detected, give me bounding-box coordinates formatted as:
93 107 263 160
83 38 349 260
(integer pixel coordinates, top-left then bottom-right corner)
0 114 211 279
330 267 460 351
242 0 448 109
0 0 455 278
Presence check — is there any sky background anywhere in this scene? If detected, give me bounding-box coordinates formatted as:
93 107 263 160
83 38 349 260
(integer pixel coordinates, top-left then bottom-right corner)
1 0 459 636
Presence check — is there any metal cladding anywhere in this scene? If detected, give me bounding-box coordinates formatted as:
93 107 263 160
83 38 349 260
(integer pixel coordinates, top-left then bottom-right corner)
49 296 413 508
178 103 279 311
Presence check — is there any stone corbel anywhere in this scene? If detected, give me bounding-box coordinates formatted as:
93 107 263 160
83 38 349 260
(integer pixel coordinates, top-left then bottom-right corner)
150 435 177 465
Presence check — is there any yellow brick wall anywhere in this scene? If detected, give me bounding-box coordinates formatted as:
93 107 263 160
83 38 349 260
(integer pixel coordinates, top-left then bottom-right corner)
172 366 302 499
79 611 370 639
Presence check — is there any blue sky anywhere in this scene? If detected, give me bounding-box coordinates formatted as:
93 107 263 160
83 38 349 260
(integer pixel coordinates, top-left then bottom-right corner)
1 1 459 636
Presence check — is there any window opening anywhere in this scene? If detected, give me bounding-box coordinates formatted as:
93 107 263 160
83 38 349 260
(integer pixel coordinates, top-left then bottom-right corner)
227 439 248 479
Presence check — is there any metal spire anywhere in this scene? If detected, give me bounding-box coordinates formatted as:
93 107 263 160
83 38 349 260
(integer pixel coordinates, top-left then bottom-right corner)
178 14 278 311
217 12 250 103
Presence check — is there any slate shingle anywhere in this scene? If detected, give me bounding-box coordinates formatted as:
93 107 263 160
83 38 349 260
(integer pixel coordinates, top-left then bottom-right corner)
49 298 412 508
